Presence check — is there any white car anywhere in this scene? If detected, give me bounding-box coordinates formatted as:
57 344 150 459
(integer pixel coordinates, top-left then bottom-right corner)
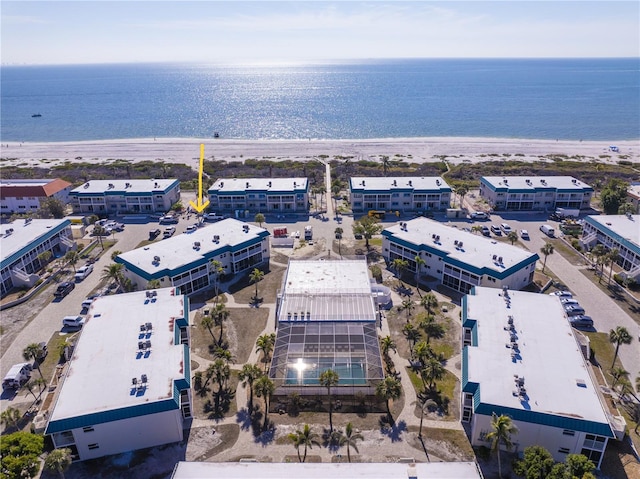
520 229 529 240
185 225 198 233
500 223 512 234
549 290 572 298
163 226 176 238
62 315 85 329
74 264 94 281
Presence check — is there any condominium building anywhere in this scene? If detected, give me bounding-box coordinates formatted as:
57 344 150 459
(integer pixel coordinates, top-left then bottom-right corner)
44 288 192 461
382 218 538 294
116 219 270 295
581 214 640 280
1 218 75 296
69 179 180 214
208 178 309 215
0 178 73 214
479 176 593 211
350 176 451 214
462 287 621 469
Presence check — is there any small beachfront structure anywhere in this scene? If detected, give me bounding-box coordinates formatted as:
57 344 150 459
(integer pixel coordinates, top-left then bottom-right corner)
269 260 384 398
208 177 309 215
116 219 270 295
69 179 181 214
44 287 192 462
627 183 640 214
1 218 75 296
479 176 593 211
349 176 452 214
461 287 621 469
0 178 73 214
581 214 640 280
382 217 538 294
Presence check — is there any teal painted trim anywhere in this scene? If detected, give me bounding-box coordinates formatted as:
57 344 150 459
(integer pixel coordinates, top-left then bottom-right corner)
461 346 469 386
474 403 614 438
584 217 640 256
71 181 180 198
175 344 191 390
45 397 180 434
1 220 71 270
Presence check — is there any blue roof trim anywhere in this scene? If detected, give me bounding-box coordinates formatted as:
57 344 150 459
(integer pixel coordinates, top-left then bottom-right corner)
584 217 640 255
350 188 452 194
1 220 71 269
474 403 615 438
71 181 180 197
45 397 180 434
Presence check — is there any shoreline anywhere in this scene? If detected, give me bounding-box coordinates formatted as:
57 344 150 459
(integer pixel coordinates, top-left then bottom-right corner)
1 137 638 168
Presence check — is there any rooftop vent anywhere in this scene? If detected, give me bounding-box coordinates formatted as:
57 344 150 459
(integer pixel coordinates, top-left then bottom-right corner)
246 182 250 188
213 235 220 243
153 255 161 263
193 241 201 250
25 218 32 225
220 181 224 187
436 179 441 186
454 240 459 246
393 180 397 186
458 241 463 249
154 182 159 188
362 180 365 186
83 182 90 189
242 224 249 233
408 180 412 186
498 256 503 263
572 179 577 183
108 183 114 189
268 181 272 187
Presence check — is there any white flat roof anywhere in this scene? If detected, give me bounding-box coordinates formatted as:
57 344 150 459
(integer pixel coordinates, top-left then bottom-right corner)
587 215 640 247
209 177 308 192
1 219 70 266
350 176 450 191
71 179 178 194
49 288 187 422
117 219 268 275
171 461 482 479
384 218 536 274
466 287 609 425
482 176 592 190
279 260 376 321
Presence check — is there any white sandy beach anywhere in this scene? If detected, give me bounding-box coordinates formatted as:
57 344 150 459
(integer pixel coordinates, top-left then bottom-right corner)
1 137 638 169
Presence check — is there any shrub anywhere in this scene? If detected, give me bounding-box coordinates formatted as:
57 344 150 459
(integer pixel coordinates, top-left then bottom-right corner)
370 265 382 282
613 274 625 286
570 239 582 252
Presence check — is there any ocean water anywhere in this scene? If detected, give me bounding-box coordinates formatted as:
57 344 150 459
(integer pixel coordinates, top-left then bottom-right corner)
1 58 638 142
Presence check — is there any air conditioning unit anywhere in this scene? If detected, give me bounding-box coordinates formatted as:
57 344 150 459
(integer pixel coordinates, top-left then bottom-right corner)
213 235 220 242
458 241 463 248
153 256 160 263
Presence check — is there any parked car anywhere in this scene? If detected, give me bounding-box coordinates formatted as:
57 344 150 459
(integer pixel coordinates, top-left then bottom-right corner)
559 297 580 306
490 225 501 235
81 294 100 311
159 215 179 225
2 363 32 390
149 229 161 240
549 290 573 298
203 213 225 222
481 226 490 236
470 211 489 220
500 223 512 234
569 315 594 329
62 315 85 329
54 281 75 298
540 224 555 237
163 226 176 238
74 264 94 281
520 229 529 240
564 304 586 317
185 225 198 233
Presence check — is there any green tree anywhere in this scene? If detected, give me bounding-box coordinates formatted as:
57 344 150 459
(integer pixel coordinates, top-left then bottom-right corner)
209 259 224 304
610 366 629 389
40 197 66 219
0 431 44 479
288 424 320 463
600 178 629 214
401 298 415 322
414 255 425 293
44 448 72 479
22 343 46 380
420 292 438 314
249 268 264 300
110 250 122 261
589 243 608 280
391 258 409 284
212 302 230 346
414 397 437 439
336 422 364 462
255 333 276 372
335 227 344 255
455 184 469 208
64 250 80 272
414 340 434 367
606 248 620 286
402 323 421 359
540 243 554 274
319 369 340 432
380 155 391 176
146 279 161 289
507 231 518 245
254 213 265 227
420 357 445 390
352 215 382 249
380 335 397 361
486 413 518 479
512 445 555 479
0 407 22 432
418 313 445 344
609 326 632 368
101 263 124 291
200 313 215 343
239 363 263 412
376 375 402 423
254 375 275 430
37 250 53 270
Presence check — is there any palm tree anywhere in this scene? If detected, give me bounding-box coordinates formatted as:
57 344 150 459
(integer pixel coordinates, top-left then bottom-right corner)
335 227 344 256
209 260 224 304
22 343 46 380
381 155 391 176
201 314 215 343
391 258 409 283
212 303 230 345
507 231 518 245
610 367 629 389
380 335 397 361
336 422 364 462
23 379 40 402
609 326 632 368
256 333 276 372
64 250 79 272
44 448 72 479
486 413 518 479
420 357 445 390
402 323 421 359
146 279 161 289
606 248 620 286
418 313 445 344
0 407 21 431
352 215 381 250
254 375 275 430
540 243 554 274
471 225 483 235
110 250 122 261
37 250 53 271
420 293 438 315
414 397 437 439
101 263 124 291
414 340 434 367
318 185 327 212
401 298 414 322
249 268 264 301
319 369 340 432
590 244 607 279
414 255 425 293
332 182 342 218
288 424 320 463
456 185 469 208
239 363 263 412
254 213 265 227
376 375 402 423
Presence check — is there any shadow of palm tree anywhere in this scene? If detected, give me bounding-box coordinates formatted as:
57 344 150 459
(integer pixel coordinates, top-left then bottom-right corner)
253 420 276 446
321 427 342 452
379 417 407 443
235 407 253 431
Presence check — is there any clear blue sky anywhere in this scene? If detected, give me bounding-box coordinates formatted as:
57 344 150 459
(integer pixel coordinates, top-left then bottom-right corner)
2 1 638 65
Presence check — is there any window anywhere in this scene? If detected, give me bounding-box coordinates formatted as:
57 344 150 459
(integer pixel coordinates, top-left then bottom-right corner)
88 443 99 450
558 447 570 454
82 427 95 433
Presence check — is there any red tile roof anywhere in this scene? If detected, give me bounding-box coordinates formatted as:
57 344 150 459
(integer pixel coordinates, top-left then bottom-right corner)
0 179 72 199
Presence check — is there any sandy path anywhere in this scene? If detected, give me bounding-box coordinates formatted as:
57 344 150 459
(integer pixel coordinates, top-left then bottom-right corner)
2 137 638 169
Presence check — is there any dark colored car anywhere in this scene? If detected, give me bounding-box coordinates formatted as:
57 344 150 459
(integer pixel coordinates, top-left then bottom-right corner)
569 315 594 329
481 226 490 236
149 229 161 240
54 281 75 298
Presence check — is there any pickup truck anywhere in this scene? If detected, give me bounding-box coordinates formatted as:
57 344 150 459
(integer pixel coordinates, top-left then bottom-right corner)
163 226 176 238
